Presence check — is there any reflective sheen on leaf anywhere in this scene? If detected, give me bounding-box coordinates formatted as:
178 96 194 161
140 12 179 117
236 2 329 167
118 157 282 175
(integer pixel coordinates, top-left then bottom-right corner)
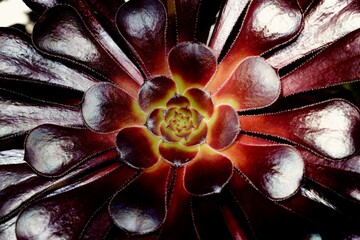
184 88 214 118
224 142 304 199
169 42 217 93
184 145 233 196
25 124 116 177
159 141 198 166
116 127 160 169
138 76 176 112
109 162 170 235
240 100 360 159
82 83 143 133
214 57 280 111
207 105 240 150
116 0 168 76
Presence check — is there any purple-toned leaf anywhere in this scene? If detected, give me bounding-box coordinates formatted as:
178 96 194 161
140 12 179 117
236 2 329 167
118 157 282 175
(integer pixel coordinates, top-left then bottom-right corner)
116 127 160 170
32 5 140 97
213 57 280 111
184 145 233 196
138 76 176 112
184 88 214 118
0 94 83 142
22 0 58 13
175 0 200 42
0 150 24 165
0 28 97 92
240 100 360 159
109 162 171 235
25 124 116 177
146 108 165 137
81 83 144 133
116 0 168 77
297 0 315 12
299 149 360 201
166 95 190 108
158 168 198 240
209 0 250 58
168 42 217 93
159 0 176 52
16 163 137 240
207 0 302 93
223 142 304 199
182 121 208 147
229 172 321 239
159 141 198 166
207 105 240 150
281 29 360 97
267 0 360 69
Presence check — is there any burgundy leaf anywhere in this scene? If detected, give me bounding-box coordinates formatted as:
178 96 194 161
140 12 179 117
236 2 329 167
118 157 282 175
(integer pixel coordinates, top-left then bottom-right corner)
16 164 137 240
281 29 360 97
229 172 321 239
184 145 233 196
81 83 144 133
213 57 280 111
138 76 176 112
175 0 200 42
0 94 82 141
207 0 302 93
146 108 165 137
32 5 140 97
240 100 360 159
159 141 198 166
109 162 171 235
25 124 116 177
0 28 97 92
158 168 198 240
207 105 240 150
168 42 217 93
267 0 360 69
116 0 168 77
184 88 214 118
116 127 160 169
209 0 250 58
223 142 304 199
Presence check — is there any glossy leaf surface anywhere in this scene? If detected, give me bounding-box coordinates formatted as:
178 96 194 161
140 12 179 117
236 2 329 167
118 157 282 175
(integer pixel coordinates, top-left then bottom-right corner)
241 100 360 159
214 57 280 111
82 83 143 133
25 124 116 176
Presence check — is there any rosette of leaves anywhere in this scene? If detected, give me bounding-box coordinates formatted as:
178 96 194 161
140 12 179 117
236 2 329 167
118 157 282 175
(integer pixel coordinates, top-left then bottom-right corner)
0 0 360 239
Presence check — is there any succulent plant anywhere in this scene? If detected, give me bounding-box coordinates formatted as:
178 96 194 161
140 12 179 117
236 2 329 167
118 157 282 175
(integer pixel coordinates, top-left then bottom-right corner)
0 0 360 239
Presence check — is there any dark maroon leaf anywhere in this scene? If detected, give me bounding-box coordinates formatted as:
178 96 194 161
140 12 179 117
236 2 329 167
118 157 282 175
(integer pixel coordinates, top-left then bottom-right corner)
32 5 140 97
184 88 214 118
169 42 217 93
223 142 304 199
213 57 280 111
138 76 176 112
209 0 250 58
207 0 302 93
159 141 198 166
267 0 360 69
25 124 116 177
184 145 233 196
16 163 137 240
281 29 360 97
229 172 321 240
0 94 82 141
116 127 160 169
175 0 200 42
240 99 360 159
0 27 97 92
158 168 198 240
116 0 168 77
207 105 240 150
81 83 144 133
109 162 171 235
146 108 165 137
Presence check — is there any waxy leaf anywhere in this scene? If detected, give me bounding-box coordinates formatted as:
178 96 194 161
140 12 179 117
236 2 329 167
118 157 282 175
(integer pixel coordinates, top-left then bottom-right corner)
82 83 144 133
116 0 168 76
25 124 116 177
240 100 360 159
213 57 280 111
